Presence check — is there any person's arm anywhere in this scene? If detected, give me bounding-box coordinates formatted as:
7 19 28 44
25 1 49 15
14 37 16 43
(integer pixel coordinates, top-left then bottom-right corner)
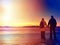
48 20 50 27
40 21 42 27
44 21 47 27
55 20 57 26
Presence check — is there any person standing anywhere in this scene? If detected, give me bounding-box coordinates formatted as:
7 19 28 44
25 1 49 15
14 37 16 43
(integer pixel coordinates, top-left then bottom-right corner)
40 18 47 40
48 16 57 39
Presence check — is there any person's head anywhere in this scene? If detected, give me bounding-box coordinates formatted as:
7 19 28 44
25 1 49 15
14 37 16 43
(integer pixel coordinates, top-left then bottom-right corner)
51 16 54 18
42 18 44 21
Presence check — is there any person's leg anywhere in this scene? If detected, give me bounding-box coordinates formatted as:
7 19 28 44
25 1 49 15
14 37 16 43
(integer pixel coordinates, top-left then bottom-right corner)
41 31 45 40
41 31 44 39
50 28 52 39
43 31 45 40
53 28 56 39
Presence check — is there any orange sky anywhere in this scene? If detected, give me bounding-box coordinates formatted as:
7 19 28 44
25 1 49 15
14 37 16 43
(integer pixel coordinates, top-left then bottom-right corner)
0 0 60 26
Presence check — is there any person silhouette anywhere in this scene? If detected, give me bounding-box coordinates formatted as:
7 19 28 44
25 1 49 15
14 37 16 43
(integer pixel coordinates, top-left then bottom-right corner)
40 18 47 40
48 16 57 39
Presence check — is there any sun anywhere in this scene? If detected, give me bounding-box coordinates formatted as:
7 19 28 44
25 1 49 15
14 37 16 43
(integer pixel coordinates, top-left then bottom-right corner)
2 14 12 26
1 0 13 26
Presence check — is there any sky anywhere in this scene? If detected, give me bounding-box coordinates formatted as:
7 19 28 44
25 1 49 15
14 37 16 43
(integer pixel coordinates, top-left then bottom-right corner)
0 0 60 26
46 0 60 26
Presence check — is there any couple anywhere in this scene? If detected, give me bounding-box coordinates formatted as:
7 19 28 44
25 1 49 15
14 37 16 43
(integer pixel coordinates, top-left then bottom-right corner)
40 16 57 40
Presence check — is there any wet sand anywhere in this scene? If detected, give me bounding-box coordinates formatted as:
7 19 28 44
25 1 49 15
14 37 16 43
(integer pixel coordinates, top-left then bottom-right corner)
0 27 60 45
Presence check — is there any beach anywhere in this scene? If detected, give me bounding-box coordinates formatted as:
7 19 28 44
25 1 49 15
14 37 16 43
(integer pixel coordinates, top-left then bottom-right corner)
0 27 60 45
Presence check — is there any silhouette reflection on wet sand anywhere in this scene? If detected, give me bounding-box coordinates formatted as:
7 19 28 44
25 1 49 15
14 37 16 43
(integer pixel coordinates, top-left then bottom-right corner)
45 39 60 45
0 29 60 45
